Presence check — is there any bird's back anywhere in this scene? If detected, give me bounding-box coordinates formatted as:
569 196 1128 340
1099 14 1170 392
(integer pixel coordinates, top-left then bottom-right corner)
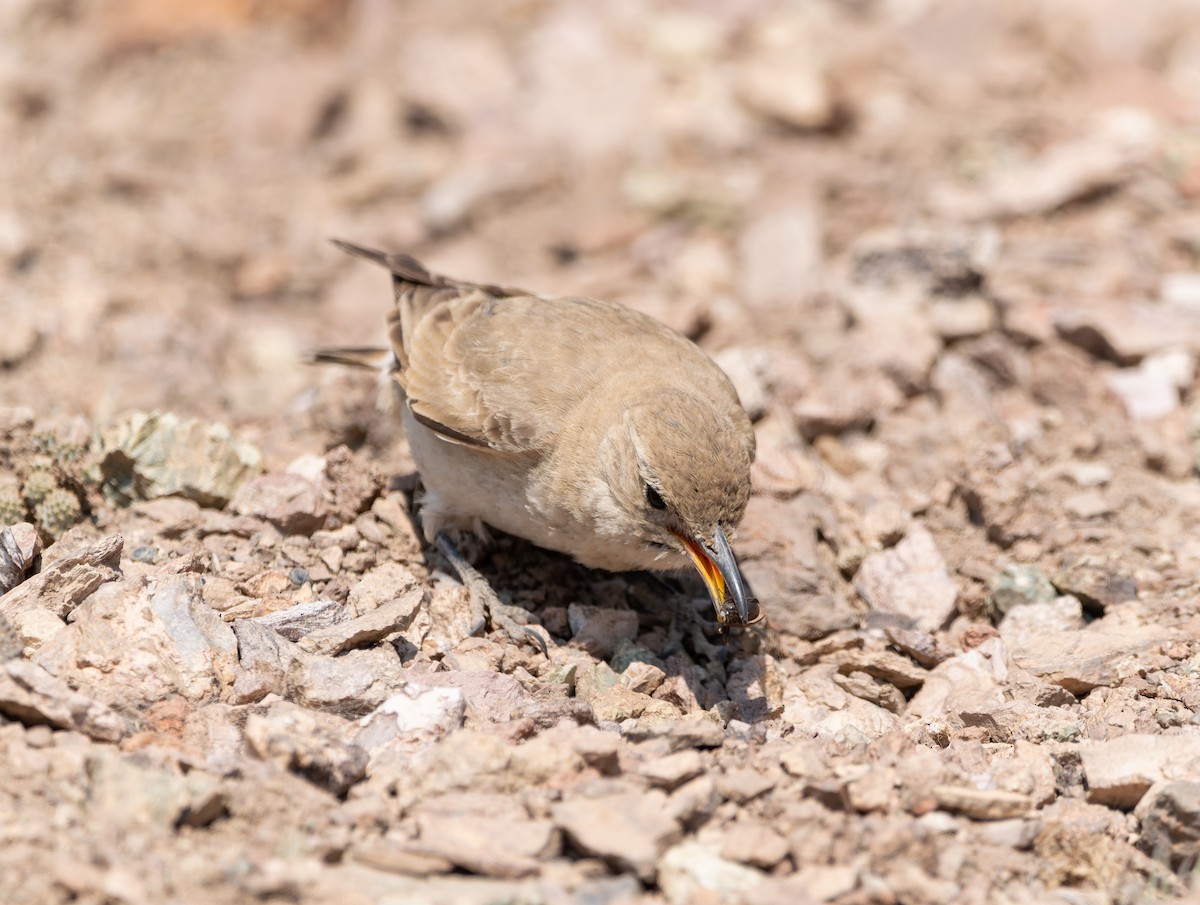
332 241 748 459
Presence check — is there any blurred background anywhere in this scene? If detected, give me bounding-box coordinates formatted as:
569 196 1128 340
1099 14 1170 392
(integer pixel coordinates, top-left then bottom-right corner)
3 0 1200 476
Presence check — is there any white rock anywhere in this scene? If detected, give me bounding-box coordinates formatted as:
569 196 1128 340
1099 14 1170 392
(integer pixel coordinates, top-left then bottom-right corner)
356 685 467 752
285 453 327 486
1162 272 1200 311
1106 355 1186 421
657 840 766 905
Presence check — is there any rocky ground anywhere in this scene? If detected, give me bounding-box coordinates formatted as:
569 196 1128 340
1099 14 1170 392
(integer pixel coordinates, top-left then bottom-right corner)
4 0 1200 903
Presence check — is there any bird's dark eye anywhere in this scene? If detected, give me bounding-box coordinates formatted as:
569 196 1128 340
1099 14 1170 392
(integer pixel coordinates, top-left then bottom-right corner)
646 484 666 510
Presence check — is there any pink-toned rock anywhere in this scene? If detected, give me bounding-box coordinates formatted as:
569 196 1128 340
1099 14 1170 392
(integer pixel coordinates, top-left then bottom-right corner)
230 473 327 536
347 562 421 617
35 574 237 709
296 588 424 655
1 534 122 619
411 793 559 878
853 524 958 632
720 819 790 868
1001 601 1160 694
0 659 131 742
552 790 681 881
1081 734 1200 809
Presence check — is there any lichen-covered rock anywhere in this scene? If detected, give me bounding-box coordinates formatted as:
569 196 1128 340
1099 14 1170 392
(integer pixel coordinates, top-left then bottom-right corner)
94 411 262 508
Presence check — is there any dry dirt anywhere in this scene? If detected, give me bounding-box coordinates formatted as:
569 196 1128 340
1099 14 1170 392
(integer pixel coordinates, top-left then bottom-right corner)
4 1 1200 903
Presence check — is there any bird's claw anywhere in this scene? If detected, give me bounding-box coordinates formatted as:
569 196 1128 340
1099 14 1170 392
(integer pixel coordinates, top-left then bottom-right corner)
435 531 549 656
483 600 550 656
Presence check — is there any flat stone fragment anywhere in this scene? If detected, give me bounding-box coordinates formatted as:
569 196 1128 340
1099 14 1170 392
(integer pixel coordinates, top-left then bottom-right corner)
884 625 953 668
0 659 131 742
230 617 302 703
412 794 559 879
833 671 905 713
291 646 408 718
933 786 1033 820
7 607 65 652
249 598 348 641
551 790 681 880
719 820 790 868
0 534 122 619
829 647 928 690
853 524 957 632
783 670 903 741
302 864 541 905
734 54 836 132
591 684 680 724
1051 559 1138 613
1003 606 1159 694
1081 734 1200 809
297 588 424 655
348 562 422 617
1053 302 1200 366
780 866 859 902
717 768 777 804
663 717 726 750
621 660 666 695
85 748 228 837
934 120 1151 222
349 844 454 878
638 749 705 790
665 775 721 828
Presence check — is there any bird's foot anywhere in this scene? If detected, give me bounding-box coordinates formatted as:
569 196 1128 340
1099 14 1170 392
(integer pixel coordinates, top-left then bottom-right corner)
434 532 549 655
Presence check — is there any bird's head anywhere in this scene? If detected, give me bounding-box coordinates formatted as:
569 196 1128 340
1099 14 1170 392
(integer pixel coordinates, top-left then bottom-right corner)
599 390 760 626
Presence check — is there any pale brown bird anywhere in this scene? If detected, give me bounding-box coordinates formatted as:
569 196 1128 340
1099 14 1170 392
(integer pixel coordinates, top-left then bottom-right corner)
313 241 760 645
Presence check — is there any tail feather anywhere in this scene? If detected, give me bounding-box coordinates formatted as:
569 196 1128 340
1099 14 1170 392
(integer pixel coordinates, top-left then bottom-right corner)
305 346 392 371
327 239 531 383
330 239 438 286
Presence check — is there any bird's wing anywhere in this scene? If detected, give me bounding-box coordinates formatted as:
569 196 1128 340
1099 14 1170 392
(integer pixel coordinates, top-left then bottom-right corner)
331 240 742 456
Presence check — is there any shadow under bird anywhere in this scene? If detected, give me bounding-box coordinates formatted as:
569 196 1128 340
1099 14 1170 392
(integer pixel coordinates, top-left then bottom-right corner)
312 240 762 643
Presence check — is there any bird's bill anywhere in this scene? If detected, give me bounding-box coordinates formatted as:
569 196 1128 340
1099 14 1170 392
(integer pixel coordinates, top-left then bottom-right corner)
672 526 761 626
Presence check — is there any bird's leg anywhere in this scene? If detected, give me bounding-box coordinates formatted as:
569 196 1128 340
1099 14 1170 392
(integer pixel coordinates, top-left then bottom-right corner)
434 531 549 656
